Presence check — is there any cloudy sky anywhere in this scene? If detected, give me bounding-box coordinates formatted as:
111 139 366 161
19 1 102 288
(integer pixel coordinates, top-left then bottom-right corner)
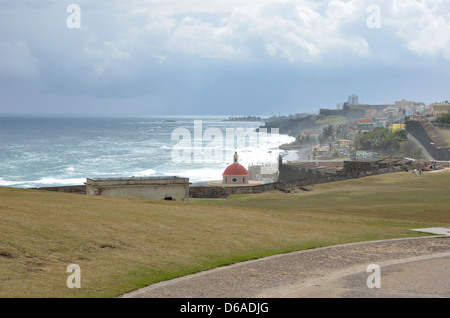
0 0 449 116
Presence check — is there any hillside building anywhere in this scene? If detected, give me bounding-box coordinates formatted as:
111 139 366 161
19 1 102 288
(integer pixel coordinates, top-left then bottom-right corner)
433 103 450 119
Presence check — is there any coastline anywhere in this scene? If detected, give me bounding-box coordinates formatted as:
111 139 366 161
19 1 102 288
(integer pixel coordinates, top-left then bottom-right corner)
0 116 295 189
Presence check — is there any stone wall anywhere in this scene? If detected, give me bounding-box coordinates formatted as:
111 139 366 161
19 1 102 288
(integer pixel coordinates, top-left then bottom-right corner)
436 161 450 167
85 177 190 201
276 158 410 183
189 160 411 199
278 161 344 182
431 122 450 129
189 186 229 199
319 109 343 117
405 119 450 160
37 185 86 194
38 158 442 200
318 104 388 121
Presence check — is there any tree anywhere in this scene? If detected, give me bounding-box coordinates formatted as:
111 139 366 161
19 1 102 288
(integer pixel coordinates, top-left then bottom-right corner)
319 125 334 143
355 127 408 155
435 113 450 124
399 140 424 159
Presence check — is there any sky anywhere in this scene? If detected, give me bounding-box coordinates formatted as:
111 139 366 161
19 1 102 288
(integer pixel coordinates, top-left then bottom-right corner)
0 0 449 116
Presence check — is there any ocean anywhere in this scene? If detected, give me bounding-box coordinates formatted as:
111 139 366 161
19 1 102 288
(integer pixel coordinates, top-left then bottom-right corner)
0 115 296 188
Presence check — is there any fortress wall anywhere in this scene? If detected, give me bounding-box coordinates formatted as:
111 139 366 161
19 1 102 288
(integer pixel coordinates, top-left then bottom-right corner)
38 158 440 200
189 164 409 199
189 186 229 199
277 163 310 182
38 177 190 201
431 122 450 129
90 184 189 201
37 185 86 194
84 177 190 201
436 161 450 167
189 183 276 199
405 119 450 161
319 109 343 116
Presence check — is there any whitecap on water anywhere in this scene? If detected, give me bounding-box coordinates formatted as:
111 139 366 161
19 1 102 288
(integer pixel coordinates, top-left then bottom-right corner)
0 177 86 188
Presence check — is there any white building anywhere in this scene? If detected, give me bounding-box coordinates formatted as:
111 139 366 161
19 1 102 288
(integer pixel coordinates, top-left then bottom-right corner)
348 94 359 105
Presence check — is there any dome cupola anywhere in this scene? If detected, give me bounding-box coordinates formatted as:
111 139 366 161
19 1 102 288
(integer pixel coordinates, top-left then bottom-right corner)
222 151 249 184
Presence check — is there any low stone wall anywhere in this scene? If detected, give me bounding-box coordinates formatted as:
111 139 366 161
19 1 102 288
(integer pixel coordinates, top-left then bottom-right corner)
37 185 86 194
189 165 409 199
278 158 411 183
436 161 450 167
275 165 409 189
38 160 443 200
189 186 229 199
431 122 450 129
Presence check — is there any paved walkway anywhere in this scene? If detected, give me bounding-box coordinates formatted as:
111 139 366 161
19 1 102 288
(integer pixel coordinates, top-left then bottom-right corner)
122 236 450 298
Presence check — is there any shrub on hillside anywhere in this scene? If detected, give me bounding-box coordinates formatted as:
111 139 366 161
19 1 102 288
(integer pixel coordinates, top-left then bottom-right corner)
435 113 450 124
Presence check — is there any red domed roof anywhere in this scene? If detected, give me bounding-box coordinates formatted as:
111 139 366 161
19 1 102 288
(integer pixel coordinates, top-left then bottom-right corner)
223 163 249 176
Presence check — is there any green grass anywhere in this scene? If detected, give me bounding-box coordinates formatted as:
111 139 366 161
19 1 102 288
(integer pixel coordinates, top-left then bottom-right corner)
315 115 348 127
1 170 449 297
437 127 450 144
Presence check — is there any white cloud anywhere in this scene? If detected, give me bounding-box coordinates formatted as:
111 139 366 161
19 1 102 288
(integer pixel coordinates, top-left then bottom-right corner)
114 0 373 63
384 0 450 59
4 0 450 64
2 0 449 84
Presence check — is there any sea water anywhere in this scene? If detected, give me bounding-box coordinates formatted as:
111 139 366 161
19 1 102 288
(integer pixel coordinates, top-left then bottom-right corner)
0 115 296 188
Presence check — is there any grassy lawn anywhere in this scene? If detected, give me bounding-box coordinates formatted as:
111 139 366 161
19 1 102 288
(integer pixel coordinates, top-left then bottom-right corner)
1 170 449 297
314 115 347 127
437 127 450 144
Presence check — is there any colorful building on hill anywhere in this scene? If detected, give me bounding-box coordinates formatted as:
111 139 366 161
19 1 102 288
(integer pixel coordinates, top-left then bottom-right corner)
357 118 374 131
390 123 406 132
432 103 450 119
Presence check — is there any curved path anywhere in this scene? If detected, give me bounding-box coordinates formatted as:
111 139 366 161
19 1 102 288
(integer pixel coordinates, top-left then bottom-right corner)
121 236 450 298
